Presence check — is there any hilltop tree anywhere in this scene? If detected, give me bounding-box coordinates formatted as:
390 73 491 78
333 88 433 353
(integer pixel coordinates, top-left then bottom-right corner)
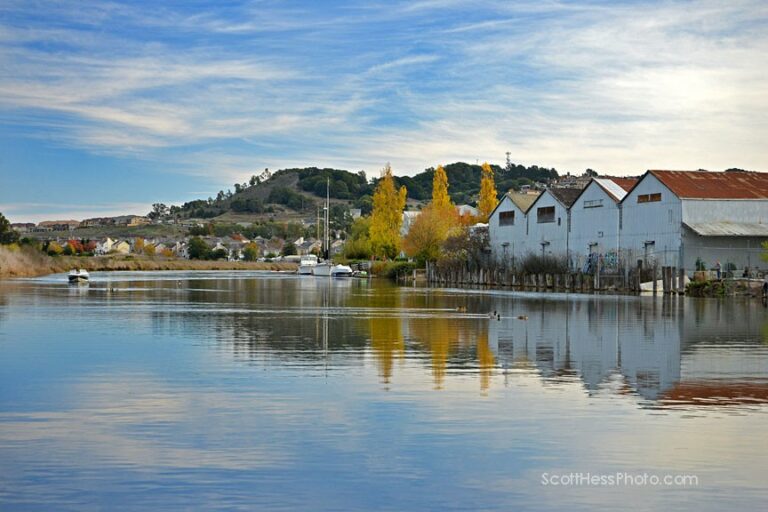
0 213 19 245
370 163 407 259
431 165 453 212
478 162 498 222
148 203 168 220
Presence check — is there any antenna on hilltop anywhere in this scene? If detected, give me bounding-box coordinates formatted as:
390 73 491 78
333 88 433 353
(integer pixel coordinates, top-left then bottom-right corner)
505 151 511 169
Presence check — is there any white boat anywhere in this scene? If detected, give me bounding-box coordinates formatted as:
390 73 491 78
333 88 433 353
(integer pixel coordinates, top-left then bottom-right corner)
312 178 337 278
68 269 90 283
298 254 318 275
313 262 333 277
331 264 353 278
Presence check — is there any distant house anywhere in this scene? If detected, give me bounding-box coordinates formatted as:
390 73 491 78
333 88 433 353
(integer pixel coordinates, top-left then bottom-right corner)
297 238 322 255
400 211 421 236
114 215 150 227
38 220 80 231
95 237 115 255
456 204 478 218
111 240 131 254
81 217 112 228
348 208 362 220
10 223 35 233
330 239 345 256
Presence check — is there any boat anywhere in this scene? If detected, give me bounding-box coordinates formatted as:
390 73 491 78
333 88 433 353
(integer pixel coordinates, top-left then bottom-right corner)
313 262 333 277
312 178 338 278
68 269 90 283
352 270 369 278
298 254 318 275
331 264 353 278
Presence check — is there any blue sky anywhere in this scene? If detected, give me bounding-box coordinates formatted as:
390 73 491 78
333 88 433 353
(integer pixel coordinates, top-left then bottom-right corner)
1 0 767 222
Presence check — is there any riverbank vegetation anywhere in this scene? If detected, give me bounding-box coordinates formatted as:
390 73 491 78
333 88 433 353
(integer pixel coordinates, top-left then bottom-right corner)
0 244 294 279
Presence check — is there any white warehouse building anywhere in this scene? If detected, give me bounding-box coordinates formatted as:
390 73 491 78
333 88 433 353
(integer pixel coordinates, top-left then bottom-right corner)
489 170 768 275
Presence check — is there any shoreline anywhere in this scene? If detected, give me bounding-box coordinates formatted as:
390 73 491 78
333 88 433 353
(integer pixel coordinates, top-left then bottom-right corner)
0 246 296 279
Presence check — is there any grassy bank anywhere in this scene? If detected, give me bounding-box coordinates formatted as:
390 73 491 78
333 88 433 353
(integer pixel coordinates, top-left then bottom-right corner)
0 246 296 278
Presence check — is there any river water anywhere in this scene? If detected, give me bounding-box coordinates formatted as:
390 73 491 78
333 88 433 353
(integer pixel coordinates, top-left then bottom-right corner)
1 271 767 511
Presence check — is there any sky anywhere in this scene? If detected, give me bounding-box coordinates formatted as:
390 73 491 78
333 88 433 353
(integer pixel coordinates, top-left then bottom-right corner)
1 0 767 223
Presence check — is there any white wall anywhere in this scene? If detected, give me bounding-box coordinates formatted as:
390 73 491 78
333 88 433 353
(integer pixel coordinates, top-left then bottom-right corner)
682 228 768 272
525 190 570 260
569 181 621 272
620 174 683 268
488 195 529 266
682 199 768 224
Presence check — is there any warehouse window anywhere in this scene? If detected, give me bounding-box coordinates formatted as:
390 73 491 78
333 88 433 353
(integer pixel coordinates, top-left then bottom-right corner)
584 199 603 208
637 193 662 203
499 211 515 226
537 206 555 223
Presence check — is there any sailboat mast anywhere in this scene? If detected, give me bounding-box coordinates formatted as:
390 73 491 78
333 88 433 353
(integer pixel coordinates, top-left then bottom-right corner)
325 177 330 260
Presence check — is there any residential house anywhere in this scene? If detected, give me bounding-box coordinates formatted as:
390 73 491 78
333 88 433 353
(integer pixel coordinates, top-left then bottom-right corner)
456 204 478 218
330 239 345 256
38 220 80 231
114 215 150 227
95 237 115 255
111 240 131 254
401 211 421 236
10 223 36 233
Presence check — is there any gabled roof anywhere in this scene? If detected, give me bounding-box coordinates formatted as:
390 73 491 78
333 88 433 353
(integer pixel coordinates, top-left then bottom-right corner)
647 170 768 199
524 187 583 214
547 188 582 208
508 192 538 213
590 177 638 202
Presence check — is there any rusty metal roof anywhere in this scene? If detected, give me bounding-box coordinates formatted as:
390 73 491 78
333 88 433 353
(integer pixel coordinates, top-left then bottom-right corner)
649 170 768 199
684 222 768 237
609 177 639 193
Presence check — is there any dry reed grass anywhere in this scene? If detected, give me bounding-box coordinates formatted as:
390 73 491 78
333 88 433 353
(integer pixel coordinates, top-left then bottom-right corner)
0 245 296 278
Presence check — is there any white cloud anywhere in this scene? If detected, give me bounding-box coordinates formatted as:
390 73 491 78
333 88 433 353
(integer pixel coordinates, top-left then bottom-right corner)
0 0 766 206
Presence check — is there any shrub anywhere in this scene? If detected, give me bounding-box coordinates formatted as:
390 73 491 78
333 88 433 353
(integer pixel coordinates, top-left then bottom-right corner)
519 253 569 274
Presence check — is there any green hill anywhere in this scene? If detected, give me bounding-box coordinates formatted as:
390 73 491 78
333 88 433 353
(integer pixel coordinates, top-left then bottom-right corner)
175 162 559 221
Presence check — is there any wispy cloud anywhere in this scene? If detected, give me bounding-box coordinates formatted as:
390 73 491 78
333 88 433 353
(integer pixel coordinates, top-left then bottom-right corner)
1 0 767 221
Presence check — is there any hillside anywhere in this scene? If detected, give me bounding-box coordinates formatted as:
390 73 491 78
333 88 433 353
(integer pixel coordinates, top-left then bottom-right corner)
176 162 559 221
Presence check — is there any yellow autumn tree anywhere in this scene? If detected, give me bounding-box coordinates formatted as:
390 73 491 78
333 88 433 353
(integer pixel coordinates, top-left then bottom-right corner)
370 163 407 259
478 162 498 222
402 204 461 264
431 164 453 213
144 244 156 257
134 237 145 253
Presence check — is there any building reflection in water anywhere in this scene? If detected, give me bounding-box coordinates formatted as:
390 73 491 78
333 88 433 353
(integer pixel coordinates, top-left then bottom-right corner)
137 275 768 409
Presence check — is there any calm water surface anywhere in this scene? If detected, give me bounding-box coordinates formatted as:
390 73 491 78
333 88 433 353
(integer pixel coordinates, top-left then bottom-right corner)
1 271 767 511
